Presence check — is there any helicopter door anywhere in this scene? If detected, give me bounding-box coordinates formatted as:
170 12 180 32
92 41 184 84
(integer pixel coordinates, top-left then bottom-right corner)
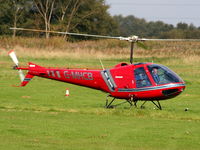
134 67 152 88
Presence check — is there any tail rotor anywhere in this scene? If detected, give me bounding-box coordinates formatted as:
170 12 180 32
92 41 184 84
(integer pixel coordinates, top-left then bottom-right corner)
8 50 25 82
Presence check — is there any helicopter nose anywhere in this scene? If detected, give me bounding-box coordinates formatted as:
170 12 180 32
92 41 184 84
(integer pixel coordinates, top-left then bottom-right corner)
162 85 185 97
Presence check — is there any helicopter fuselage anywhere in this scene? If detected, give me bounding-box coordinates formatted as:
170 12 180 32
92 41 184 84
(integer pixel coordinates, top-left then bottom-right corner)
18 62 185 101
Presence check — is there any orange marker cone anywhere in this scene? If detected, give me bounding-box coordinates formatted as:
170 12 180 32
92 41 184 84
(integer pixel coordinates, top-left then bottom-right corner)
65 88 69 97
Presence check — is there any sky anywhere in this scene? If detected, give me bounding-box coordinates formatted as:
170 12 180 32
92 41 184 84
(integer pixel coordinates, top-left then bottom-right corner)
105 0 200 27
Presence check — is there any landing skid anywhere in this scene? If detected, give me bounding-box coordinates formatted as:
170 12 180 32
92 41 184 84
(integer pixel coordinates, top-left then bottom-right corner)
105 95 162 110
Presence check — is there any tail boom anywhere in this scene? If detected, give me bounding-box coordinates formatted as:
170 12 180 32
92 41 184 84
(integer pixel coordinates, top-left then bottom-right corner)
12 62 110 92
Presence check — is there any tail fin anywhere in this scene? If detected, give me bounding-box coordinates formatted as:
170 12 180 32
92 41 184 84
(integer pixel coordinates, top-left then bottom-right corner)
8 50 47 87
19 62 47 87
20 73 34 87
8 50 36 87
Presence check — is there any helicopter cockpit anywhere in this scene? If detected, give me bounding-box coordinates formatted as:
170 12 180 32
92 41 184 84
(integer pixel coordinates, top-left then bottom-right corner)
134 64 184 88
148 64 183 84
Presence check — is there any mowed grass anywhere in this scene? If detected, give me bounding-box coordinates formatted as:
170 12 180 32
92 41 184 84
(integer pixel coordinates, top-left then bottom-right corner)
0 38 200 150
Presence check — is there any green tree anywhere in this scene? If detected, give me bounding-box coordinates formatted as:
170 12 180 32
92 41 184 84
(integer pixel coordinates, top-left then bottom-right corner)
147 21 174 37
0 0 32 36
177 22 188 30
73 0 118 36
52 0 119 39
0 1 13 35
113 15 174 38
33 0 56 38
12 0 31 37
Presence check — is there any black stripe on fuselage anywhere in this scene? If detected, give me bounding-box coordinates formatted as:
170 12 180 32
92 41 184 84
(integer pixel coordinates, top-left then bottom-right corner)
23 78 32 82
118 83 185 92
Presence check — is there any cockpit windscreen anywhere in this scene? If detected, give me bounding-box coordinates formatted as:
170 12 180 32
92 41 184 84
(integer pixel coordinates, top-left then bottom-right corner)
148 64 183 85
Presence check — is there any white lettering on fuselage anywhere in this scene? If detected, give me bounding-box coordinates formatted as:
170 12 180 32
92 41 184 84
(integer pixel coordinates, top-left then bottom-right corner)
64 71 93 80
115 76 123 79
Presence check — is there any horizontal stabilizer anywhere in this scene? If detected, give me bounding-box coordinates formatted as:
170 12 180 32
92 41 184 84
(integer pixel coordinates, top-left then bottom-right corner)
28 62 46 69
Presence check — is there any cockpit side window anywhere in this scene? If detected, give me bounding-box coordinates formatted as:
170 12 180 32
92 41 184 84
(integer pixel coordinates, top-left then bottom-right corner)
134 67 152 88
148 65 183 85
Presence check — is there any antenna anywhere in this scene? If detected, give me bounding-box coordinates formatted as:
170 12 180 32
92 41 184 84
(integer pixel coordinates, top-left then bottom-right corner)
99 58 105 70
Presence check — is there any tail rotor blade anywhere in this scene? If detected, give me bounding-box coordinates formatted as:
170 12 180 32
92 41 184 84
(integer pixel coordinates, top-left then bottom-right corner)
8 50 19 66
18 69 25 82
8 50 25 82
137 41 148 49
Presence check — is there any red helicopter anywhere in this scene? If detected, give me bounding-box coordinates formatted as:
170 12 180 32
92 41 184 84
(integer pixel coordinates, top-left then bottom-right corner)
9 28 198 110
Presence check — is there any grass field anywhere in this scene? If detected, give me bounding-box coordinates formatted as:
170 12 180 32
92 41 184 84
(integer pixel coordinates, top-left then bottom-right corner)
0 37 200 150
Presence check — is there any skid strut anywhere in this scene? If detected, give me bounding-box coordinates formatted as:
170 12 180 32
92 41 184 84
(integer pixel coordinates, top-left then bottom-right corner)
105 95 133 108
151 101 162 110
140 100 162 110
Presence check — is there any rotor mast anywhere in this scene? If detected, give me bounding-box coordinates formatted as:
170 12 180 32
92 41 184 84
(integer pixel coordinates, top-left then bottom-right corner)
130 41 134 64
122 35 141 64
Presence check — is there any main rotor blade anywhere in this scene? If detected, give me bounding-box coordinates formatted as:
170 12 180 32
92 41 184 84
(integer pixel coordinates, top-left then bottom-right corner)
10 27 200 42
10 27 123 40
136 41 148 49
139 38 200 42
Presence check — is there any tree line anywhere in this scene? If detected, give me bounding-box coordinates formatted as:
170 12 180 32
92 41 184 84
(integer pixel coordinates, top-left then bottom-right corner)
0 0 200 39
0 0 118 39
114 15 200 39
